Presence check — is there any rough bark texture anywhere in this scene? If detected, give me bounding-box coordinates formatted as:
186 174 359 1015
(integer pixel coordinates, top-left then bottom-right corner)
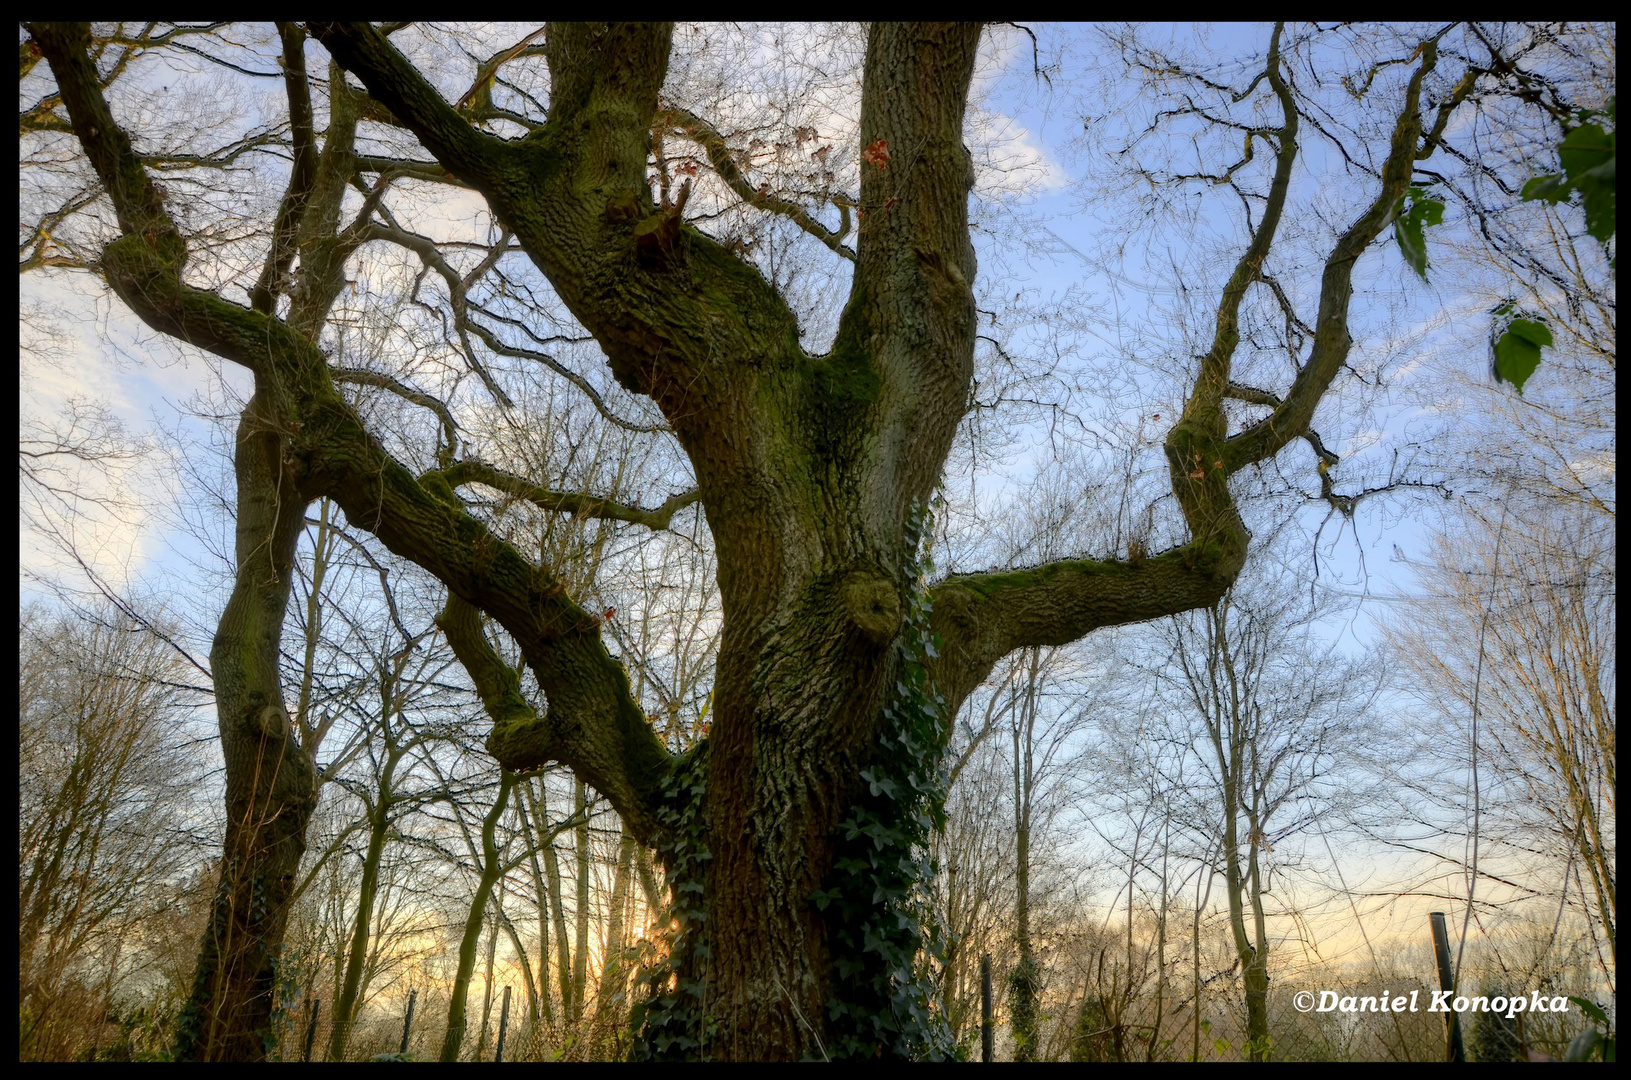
29 18 1457 1059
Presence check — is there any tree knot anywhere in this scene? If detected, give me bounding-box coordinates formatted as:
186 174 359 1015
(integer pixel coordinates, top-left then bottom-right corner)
840 570 902 644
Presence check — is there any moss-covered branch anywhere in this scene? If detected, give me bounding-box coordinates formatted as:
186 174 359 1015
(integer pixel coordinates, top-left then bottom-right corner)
927 543 1239 716
1223 35 1444 471
436 459 700 531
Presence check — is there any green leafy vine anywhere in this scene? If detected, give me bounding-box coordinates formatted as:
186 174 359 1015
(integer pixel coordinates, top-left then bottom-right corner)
628 741 714 1060
815 498 958 1060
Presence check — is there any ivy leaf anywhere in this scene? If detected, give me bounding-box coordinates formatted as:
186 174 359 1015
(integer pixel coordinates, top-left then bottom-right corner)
1521 173 1568 203
1490 316 1551 395
1393 186 1445 281
1569 995 1609 1028
1522 107 1616 254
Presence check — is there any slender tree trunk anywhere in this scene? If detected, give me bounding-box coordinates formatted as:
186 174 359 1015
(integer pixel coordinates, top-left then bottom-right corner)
497 911 541 1036
516 782 556 1027
327 804 390 1060
1009 649 1040 1061
439 770 516 1062
1243 813 1270 1061
591 829 638 1049
1145 825 1169 1061
1219 776 1269 1060
541 817 574 1028
572 779 591 1025
476 904 499 1060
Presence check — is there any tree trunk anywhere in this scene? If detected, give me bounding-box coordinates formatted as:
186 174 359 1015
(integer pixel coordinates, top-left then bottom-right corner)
540 801 575 1028
1242 812 1271 1061
515 780 556 1027
572 779 591 1024
440 770 517 1062
498 911 541 1034
591 828 637 1050
327 804 389 1060
174 399 317 1062
475 904 499 1060
1009 648 1040 1061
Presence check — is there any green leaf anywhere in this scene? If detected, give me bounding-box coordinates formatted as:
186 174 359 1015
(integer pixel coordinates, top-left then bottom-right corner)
1506 317 1553 349
1393 187 1445 281
1558 122 1613 181
1569 995 1609 1027
1491 317 1550 394
1521 173 1568 203
1522 119 1615 252
1578 156 1616 244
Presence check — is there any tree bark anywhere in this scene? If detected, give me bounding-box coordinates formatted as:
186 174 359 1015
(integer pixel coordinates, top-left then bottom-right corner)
170 393 317 1061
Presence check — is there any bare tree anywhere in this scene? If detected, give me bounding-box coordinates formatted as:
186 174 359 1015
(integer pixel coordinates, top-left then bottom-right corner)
1159 578 1383 1060
1389 503 1615 989
18 604 207 1060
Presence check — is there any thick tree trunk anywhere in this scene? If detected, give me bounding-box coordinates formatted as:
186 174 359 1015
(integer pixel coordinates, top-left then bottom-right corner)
174 400 318 1061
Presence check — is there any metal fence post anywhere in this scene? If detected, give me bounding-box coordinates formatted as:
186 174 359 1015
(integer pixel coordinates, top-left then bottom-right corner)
400 988 417 1056
1429 912 1466 1063
981 953 994 1062
495 985 512 1062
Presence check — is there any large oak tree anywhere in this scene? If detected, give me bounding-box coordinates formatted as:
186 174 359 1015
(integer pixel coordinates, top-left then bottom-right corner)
26 20 1479 1060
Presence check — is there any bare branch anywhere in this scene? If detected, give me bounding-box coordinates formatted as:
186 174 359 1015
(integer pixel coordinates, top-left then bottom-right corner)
659 105 856 261
435 458 700 531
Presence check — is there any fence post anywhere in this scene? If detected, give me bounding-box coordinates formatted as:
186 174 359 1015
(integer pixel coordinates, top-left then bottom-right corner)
980 953 994 1063
495 985 512 1062
302 997 321 1063
400 989 417 1056
1429 912 1466 1063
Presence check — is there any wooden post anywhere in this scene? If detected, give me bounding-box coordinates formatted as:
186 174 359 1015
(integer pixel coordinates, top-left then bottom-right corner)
302 997 321 1062
400 988 418 1056
980 953 994 1063
1429 913 1466 1063
495 985 512 1062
